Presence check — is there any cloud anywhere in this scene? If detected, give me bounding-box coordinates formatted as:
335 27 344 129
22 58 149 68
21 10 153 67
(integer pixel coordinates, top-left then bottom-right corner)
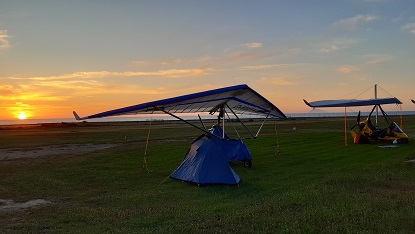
224 50 277 65
156 69 210 78
132 56 214 68
35 80 167 95
331 15 378 31
241 42 263 48
336 65 360 74
0 86 65 102
319 38 358 53
402 23 415 35
320 45 340 53
256 76 298 86
9 69 211 81
239 64 294 71
0 78 169 105
0 30 11 49
0 85 14 96
365 55 392 65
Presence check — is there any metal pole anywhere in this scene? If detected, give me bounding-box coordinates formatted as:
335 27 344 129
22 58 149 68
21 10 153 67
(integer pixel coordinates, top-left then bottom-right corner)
198 114 207 130
225 103 256 138
344 107 347 146
157 108 223 139
375 84 378 126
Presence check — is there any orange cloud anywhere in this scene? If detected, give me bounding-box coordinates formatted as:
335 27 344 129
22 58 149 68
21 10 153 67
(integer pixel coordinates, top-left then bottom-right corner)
9 69 210 81
241 42 263 48
239 64 294 71
336 65 360 74
256 77 298 86
36 80 168 95
0 30 11 49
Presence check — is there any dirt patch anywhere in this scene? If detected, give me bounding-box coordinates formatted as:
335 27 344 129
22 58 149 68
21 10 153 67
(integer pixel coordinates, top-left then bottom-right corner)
0 144 119 161
0 199 51 211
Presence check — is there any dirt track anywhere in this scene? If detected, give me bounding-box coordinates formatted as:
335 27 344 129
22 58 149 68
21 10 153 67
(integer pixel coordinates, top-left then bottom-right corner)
0 143 119 161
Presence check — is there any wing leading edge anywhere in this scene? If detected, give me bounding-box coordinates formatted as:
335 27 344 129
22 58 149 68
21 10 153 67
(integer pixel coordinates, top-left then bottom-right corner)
74 84 286 120
303 97 402 108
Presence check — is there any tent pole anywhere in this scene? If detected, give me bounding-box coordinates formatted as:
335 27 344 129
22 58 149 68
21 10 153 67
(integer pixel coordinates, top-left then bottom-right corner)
222 108 225 139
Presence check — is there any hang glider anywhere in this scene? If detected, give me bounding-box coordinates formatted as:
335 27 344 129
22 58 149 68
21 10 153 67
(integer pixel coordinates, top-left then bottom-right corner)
303 97 402 108
74 84 286 139
412 99 415 104
73 84 286 185
74 84 286 120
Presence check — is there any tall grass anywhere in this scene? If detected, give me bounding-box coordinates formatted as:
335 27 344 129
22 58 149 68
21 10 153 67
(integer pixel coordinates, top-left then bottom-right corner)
1 117 415 233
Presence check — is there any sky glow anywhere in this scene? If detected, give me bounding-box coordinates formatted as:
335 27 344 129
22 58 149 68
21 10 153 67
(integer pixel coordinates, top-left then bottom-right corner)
1 1 415 119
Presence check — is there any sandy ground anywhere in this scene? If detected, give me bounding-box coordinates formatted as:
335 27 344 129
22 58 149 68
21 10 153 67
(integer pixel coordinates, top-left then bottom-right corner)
0 143 119 161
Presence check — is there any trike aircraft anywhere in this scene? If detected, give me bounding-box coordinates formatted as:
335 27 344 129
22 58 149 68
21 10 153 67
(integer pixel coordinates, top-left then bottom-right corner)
304 97 408 144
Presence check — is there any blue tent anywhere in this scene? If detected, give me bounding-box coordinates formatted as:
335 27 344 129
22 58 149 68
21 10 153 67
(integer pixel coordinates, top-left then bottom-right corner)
170 126 252 185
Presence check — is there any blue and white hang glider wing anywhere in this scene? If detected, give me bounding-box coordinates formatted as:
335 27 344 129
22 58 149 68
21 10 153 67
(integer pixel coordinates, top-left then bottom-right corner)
303 97 402 108
74 84 286 120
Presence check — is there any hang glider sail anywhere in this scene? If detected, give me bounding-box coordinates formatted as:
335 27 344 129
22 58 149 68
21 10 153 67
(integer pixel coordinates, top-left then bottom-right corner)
74 84 286 120
303 97 402 108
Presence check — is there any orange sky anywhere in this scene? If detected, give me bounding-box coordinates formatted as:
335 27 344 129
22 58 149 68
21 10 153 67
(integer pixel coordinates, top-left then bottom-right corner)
1 2 415 120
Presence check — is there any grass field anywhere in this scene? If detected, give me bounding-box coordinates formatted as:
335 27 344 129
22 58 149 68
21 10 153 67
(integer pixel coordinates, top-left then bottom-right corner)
1 116 415 233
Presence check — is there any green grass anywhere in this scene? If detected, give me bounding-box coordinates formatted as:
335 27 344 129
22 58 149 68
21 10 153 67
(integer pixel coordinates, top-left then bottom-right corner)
1 117 415 233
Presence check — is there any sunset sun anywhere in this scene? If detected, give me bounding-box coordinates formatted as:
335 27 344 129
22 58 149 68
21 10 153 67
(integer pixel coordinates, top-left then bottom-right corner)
18 112 27 120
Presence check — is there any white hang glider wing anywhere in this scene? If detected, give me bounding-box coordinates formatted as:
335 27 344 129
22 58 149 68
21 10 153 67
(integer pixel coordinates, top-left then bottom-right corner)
74 84 286 120
303 97 402 108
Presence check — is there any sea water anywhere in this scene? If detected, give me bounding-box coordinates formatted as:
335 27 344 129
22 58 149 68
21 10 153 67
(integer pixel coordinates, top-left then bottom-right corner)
1 111 414 126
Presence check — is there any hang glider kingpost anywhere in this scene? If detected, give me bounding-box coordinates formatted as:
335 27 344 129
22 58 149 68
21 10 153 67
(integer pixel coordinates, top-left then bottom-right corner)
303 97 402 108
